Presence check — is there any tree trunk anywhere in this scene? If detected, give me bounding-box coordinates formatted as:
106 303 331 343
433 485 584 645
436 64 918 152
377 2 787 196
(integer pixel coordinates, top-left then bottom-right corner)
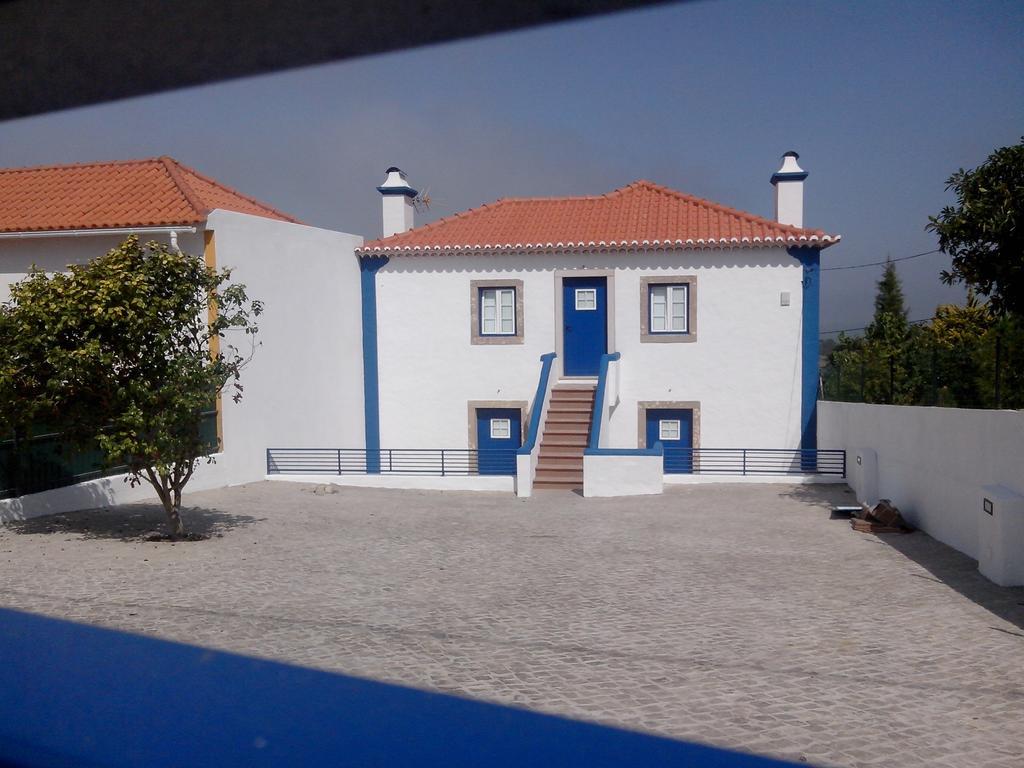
166 501 185 536
169 486 185 535
144 467 186 536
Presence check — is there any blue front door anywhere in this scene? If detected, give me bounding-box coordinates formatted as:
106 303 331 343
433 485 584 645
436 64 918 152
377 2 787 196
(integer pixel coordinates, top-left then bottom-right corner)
562 277 608 376
646 409 694 473
476 408 521 475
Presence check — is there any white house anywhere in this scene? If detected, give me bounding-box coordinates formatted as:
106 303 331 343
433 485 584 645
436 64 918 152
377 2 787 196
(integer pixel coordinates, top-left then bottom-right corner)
351 156 841 495
0 157 365 515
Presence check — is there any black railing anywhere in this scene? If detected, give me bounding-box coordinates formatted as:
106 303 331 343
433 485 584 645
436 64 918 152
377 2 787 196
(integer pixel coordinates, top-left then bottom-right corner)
266 448 518 477
661 448 845 476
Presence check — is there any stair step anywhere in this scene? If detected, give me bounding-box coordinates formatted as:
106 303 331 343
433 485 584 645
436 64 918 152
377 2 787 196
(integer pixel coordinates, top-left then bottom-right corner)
547 401 593 412
543 424 589 435
533 480 582 491
545 414 591 426
540 436 589 448
551 389 596 399
535 469 584 483
539 450 586 461
536 457 584 470
539 446 586 458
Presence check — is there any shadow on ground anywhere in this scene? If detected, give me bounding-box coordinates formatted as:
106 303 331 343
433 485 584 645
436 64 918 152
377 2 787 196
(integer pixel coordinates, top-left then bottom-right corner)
777 482 857 507
879 531 1024 634
782 482 1024 634
3 503 258 541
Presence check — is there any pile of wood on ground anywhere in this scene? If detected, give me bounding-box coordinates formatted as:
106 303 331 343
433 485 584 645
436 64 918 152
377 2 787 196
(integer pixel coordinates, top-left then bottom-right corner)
851 499 913 534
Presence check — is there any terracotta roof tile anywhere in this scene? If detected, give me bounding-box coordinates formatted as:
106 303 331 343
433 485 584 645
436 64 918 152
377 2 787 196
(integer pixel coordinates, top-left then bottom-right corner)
0 156 301 233
358 180 839 254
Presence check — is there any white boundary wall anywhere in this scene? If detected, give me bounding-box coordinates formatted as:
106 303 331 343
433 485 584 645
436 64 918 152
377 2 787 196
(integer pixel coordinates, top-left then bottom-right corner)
818 401 1024 563
0 458 229 523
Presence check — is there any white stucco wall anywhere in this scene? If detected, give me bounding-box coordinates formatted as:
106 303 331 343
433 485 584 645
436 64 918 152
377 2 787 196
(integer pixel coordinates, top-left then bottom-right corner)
818 401 1024 562
375 248 805 452
583 453 663 497
1 231 205 304
207 211 365 486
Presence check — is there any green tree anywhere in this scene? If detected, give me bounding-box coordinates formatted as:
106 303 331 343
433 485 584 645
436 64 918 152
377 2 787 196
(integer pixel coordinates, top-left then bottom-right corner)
976 314 1024 410
927 137 1024 317
0 236 261 535
873 259 908 322
861 260 913 403
866 260 909 343
923 293 993 407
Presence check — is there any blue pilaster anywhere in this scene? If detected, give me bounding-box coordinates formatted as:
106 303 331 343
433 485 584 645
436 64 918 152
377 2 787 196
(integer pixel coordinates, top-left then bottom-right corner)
790 247 820 452
359 255 389 473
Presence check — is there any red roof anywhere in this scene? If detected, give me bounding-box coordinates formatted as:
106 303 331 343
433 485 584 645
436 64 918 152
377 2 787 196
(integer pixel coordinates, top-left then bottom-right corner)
0 156 301 233
359 180 839 254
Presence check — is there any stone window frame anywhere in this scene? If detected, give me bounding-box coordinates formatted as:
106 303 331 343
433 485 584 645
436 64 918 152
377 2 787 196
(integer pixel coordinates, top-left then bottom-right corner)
640 275 697 343
470 279 524 345
466 400 529 449
637 400 701 450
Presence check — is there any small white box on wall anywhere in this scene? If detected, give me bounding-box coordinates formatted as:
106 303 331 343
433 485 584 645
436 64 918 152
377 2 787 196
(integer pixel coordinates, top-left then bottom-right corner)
979 484 1024 587
850 447 878 505
780 291 791 306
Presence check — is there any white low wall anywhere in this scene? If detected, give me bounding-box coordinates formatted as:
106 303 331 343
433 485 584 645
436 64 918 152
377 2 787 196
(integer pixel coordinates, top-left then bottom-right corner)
583 453 663 497
268 474 514 493
818 402 1024 580
0 457 229 523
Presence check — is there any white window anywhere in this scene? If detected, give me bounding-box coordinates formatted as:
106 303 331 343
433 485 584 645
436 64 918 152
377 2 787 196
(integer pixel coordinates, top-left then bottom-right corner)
480 287 516 335
659 419 681 441
490 418 511 439
650 284 688 333
575 288 597 311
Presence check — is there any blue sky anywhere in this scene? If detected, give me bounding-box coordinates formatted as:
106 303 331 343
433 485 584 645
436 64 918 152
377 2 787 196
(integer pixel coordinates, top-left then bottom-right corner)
1 0 1021 332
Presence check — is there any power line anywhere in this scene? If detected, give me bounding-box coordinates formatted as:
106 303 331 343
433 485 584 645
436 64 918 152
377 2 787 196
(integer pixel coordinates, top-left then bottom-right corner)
822 248 942 272
820 316 935 336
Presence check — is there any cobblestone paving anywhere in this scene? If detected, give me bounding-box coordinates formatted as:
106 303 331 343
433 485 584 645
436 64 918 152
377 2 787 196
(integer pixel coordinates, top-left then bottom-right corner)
3 481 1024 767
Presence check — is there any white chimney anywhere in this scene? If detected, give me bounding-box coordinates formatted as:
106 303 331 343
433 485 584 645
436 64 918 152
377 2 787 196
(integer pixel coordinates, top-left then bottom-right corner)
377 166 417 238
770 151 808 228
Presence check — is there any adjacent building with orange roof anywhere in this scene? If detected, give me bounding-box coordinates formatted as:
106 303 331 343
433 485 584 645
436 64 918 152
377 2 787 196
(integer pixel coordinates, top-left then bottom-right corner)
0 157 366 515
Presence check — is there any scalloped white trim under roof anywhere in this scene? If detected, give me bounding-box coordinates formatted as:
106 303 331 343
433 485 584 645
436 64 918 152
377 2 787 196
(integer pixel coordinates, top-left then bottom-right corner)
358 233 841 255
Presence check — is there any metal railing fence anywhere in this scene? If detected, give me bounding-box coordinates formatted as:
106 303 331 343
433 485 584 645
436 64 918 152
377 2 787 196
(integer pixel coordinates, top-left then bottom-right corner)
661 448 846 476
266 447 518 477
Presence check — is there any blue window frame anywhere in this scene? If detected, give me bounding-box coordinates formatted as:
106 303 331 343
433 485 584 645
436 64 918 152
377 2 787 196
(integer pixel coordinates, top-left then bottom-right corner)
479 287 516 336
648 283 689 334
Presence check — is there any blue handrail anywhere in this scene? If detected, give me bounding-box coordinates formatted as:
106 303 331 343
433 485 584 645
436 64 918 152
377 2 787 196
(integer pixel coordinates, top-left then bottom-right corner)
517 352 556 456
588 352 621 450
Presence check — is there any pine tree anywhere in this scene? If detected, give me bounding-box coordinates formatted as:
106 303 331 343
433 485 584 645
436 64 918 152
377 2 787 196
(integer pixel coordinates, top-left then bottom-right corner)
858 260 911 402
866 260 908 342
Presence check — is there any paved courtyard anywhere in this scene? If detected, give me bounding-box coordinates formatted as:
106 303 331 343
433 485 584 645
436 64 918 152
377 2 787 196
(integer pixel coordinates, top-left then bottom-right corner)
2 481 1023 767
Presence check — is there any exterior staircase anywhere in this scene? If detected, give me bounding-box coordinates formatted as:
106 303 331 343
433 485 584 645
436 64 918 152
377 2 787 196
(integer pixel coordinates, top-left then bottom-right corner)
533 383 596 491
